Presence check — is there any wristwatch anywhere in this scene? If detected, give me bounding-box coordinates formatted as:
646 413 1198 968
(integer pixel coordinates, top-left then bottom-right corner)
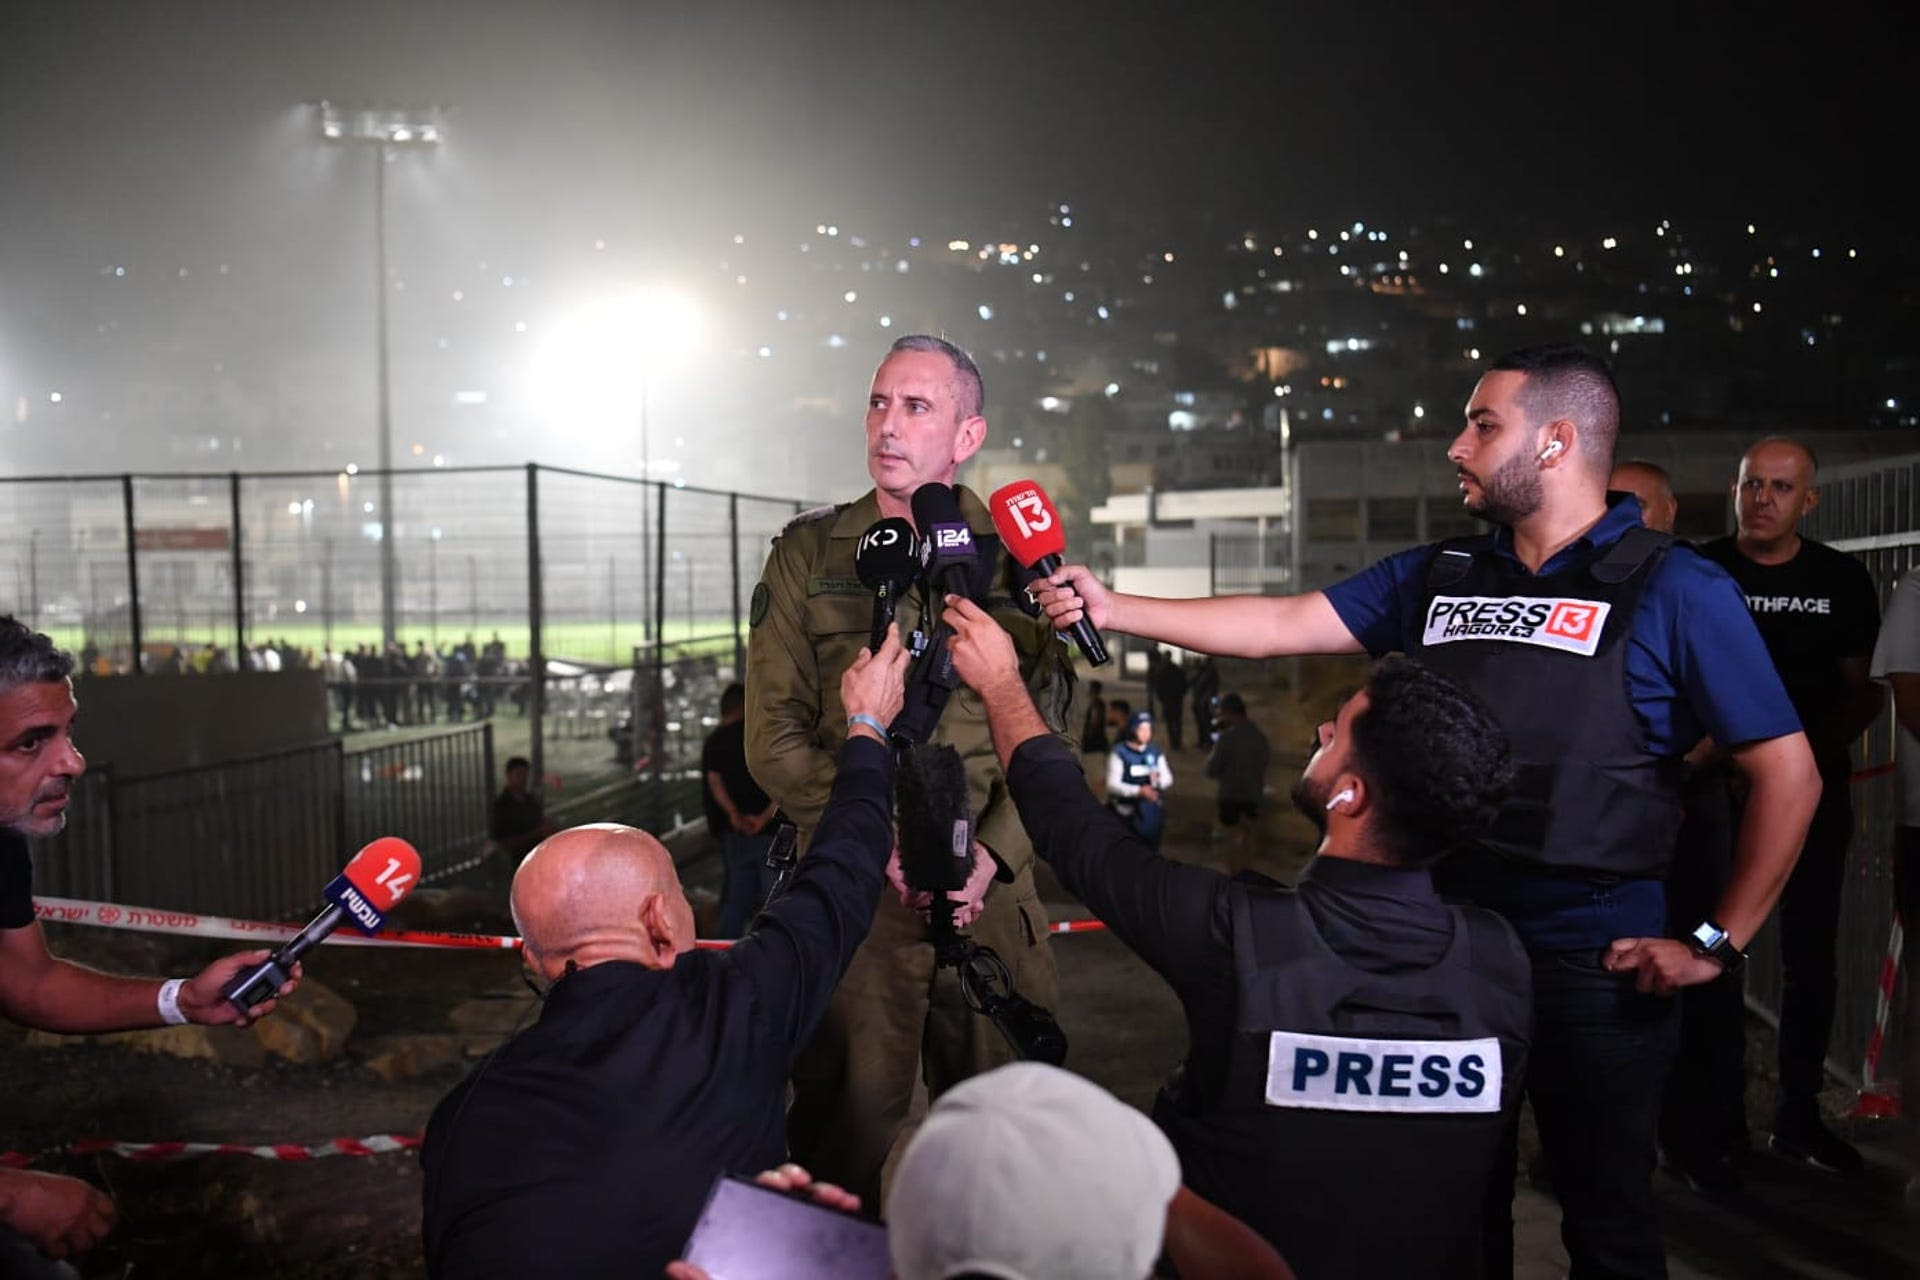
1687 920 1747 975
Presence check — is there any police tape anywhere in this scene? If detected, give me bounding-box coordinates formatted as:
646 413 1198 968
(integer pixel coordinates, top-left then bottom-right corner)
0 1132 423 1170
1851 916 1904 1120
33 895 1109 952
33 896 522 951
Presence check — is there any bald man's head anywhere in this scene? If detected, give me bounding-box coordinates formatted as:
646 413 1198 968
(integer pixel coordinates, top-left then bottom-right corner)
511 823 696 982
1609 460 1677 533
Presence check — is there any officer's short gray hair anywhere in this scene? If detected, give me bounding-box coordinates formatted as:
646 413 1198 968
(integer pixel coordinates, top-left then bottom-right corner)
888 334 985 420
0 616 75 698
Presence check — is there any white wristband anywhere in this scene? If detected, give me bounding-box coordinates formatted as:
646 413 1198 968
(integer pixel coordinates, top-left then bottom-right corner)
157 978 190 1026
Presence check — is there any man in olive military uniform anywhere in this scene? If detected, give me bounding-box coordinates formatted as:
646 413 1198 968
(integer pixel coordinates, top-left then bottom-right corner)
746 334 1076 1206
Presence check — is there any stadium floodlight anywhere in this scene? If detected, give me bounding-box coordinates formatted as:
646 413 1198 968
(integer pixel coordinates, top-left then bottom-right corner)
528 290 702 478
529 289 701 644
311 100 444 649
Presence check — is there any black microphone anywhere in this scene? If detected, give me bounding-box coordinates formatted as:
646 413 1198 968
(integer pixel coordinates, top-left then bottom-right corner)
909 483 980 604
853 517 920 653
220 837 421 1014
895 741 974 893
887 485 980 746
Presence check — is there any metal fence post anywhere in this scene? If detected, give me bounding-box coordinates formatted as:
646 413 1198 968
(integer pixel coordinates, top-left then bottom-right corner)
482 718 496 830
729 491 744 677
121 475 143 675
331 739 348 858
650 480 668 832
527 464 546 789
229 471 246 661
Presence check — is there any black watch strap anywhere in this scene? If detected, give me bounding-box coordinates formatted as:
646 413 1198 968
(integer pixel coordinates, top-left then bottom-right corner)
1687 920 1746 975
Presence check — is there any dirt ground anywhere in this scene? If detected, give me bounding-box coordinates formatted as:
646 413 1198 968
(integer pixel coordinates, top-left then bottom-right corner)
5 654 1910 1277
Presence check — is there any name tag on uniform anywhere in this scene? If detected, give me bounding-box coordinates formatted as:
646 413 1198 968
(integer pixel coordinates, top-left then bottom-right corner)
1421 595 1610 657
1264 1031 1502 1114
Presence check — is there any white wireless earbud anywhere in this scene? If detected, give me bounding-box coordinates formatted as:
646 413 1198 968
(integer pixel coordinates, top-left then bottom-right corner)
1537 440 1565 463
1325 788 1356 811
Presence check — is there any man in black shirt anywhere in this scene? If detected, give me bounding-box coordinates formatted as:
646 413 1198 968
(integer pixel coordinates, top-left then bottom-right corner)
943 597 1532 1279
1700 437 1884 1174
1154 654 1190 750
488 756 556 863
701 683 777 937
0 617 300 1273
420 630 908 1279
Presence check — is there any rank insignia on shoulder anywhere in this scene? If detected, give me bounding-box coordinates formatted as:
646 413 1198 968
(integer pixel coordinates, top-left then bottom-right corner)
779 503 838 537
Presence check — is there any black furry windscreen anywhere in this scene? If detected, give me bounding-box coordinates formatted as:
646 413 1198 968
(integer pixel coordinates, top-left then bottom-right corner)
894 742 973 893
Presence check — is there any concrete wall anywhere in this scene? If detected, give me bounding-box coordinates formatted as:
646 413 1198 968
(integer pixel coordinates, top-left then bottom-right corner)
73 670 331 778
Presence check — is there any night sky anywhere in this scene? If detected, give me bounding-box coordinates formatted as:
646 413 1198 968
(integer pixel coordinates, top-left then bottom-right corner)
3 3 1895 234
0 1 1901 479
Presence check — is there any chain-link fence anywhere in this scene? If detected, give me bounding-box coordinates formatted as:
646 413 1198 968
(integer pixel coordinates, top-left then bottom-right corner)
4 465 813 909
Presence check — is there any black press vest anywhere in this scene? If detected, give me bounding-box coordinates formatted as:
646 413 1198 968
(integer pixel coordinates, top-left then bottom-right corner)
1409 526 1682 878
1155 888 1530 1280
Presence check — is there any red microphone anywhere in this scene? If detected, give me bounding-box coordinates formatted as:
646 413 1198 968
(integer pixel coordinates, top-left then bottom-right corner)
221 836 423 1014
988 479 1110 667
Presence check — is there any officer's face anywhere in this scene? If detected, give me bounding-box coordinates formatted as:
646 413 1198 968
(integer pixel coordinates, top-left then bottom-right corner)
1451 371 1546 526
0 678 85 839
865 351 986 509
1734 441 1818 546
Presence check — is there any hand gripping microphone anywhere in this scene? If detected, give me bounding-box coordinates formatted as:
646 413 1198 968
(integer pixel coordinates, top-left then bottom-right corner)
853 517 921 653
987 479 1110 667
221 836 422 1014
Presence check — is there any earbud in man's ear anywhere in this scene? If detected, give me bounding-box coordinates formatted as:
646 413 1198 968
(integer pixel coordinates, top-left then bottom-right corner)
1537 440 1565 463
1325 788 1356 811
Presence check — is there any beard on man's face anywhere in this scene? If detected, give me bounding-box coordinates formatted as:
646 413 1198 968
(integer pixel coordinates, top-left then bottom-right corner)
1290 774 1331 836
1467 447 1545 526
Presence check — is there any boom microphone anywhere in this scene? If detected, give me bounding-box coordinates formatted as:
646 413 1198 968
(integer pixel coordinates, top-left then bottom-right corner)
221 836 422 1014
853 517 921 653
895 741 975 893
987 479 1110 667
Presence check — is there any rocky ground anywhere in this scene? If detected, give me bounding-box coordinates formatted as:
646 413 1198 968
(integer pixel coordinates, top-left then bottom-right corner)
5 654 1915 1277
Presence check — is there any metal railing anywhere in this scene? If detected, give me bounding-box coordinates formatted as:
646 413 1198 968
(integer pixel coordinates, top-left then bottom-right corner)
31 724 494 921
344 723 495 875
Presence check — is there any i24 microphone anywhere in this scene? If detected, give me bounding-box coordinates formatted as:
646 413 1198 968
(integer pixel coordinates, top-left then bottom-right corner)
853 517 921 653
890 484 978 745
221 836 422 1014
910 483 980 602
987 479 1111 668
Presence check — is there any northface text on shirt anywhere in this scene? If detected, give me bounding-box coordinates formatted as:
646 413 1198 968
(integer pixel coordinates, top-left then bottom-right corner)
1744 594 1832 614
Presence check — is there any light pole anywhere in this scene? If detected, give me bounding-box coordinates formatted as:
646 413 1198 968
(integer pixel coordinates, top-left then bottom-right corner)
27 529 40 622
428 526 442 646
315 100 443 650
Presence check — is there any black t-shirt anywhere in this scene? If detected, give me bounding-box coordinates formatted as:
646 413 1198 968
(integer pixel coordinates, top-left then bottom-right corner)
701 719 771 838
1 832 34 929
1700 536 1880 754
490 790 547 842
